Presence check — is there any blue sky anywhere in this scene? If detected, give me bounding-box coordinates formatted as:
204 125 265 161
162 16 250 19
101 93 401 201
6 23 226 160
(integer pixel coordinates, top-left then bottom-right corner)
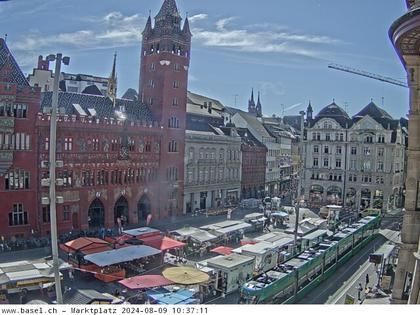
0 0 410 119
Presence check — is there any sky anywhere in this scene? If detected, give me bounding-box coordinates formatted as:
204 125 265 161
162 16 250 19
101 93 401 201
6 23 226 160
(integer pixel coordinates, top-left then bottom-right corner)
0 0 411 119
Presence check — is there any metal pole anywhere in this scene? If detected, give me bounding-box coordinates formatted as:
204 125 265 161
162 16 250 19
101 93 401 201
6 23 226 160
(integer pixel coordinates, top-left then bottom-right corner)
294 201 300 255
49 53 63 304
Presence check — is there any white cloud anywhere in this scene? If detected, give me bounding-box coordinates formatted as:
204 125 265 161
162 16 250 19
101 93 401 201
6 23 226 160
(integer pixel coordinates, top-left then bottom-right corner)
192 16 342 59
189 14 208 23
10 11 144 66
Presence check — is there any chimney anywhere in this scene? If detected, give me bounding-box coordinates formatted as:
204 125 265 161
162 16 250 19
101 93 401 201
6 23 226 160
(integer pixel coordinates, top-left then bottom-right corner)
208 102 212 114
37 55 50 71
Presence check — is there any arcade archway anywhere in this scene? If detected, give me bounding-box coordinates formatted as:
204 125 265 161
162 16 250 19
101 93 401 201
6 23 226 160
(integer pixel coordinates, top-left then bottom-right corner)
361 189 371 209
137 195 151 222
327 186 342 205
88 198 105 229
114 196 129 224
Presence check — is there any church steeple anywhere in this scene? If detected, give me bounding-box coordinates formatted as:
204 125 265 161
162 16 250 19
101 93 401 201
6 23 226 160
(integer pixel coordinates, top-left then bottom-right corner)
107 53 118 106
256 91 262 117
307 101 313 121
248 88 256 115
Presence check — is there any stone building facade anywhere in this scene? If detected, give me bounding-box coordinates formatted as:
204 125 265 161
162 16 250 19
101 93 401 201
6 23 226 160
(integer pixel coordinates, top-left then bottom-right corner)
389 0 420 304
0 0 190 239
183 129 242 213
302 102 407 211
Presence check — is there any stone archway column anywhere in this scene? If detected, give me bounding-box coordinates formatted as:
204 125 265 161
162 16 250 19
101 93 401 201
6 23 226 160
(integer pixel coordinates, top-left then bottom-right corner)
392 55 420 303
409 237 420 304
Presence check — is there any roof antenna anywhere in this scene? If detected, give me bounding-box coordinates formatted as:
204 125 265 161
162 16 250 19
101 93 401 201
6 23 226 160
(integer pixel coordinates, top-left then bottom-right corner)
344 102 348 114
381 96 384 107
4 34 7 43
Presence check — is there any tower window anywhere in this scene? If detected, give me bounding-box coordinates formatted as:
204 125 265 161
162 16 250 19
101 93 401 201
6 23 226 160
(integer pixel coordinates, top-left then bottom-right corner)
148 79 155 88
168 117 180 128
174 63 181 71
168 140 178 153
172 97 178 106
173 80 180 88
149 63 155 71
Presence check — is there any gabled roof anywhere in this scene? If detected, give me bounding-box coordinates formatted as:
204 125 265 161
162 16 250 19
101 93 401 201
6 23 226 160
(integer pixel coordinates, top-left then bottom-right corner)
235 127 266 148
40 91 154 122
187 91 224 111
354 102 393 120
122 88 138 101
0 38 29 87
82 84 103 96
352 102 398 130
234 111 272 138
283 115 302 131
63 289 113 305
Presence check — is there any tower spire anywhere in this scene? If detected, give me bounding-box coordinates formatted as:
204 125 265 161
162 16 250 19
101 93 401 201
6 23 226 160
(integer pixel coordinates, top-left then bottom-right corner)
107 52 118 106
142 13 152 36
183 15 192 37
256 91 262 117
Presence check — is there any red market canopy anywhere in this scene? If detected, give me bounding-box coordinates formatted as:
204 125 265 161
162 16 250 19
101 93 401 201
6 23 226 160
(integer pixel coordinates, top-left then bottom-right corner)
60 237 112 255
210 246 233 256
142 236 186 251
240 240 258 246
119 275 174 290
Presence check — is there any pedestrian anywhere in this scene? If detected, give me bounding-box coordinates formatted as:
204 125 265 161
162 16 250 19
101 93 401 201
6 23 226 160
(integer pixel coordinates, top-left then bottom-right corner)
357 283 363 302
68 268 74 282
365 273 370 289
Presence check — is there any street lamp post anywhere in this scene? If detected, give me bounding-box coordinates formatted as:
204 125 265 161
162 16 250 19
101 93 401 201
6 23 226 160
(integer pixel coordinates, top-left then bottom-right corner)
293 197 304 255
47 53 70 304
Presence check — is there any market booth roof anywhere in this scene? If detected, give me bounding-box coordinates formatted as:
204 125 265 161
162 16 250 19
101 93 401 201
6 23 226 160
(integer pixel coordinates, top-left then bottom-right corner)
146 288 198 305
119 275 174 290
210 246 233 256
123 227 161 238
162 267 210 285
142 236 186 251
60 237 112 255
84 245 161 267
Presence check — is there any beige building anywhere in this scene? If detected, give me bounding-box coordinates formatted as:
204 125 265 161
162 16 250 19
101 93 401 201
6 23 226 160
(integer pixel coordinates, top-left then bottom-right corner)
184 92 242 214
389 0 420 304
302 102 407 211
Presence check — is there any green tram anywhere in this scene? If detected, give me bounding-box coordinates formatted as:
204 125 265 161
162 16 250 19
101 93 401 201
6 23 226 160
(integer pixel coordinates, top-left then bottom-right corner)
240 215 381 304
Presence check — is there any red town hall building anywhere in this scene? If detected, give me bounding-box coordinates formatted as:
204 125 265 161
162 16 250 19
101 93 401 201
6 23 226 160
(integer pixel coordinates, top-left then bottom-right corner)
0 0 190 239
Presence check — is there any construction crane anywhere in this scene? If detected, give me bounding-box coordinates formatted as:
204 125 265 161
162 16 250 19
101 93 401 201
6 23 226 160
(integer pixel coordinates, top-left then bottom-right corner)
328 63 408 88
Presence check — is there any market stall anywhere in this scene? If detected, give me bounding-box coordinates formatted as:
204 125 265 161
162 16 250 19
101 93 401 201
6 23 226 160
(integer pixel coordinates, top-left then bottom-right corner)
0 259 70 295
60 237 112 255
215 222 252 245
243 213 266 232
84 245 161 282
206 253 254 294
233 241 279 274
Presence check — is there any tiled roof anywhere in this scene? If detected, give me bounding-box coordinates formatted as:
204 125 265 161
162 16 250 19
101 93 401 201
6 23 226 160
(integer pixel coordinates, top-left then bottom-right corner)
234 111 272 138
354 102 393 120
81 84 103 96
63 289 113 304
122 88 138 101
235 127 266 148
40 91 154 123
187 91 225 111
0 38 30 87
